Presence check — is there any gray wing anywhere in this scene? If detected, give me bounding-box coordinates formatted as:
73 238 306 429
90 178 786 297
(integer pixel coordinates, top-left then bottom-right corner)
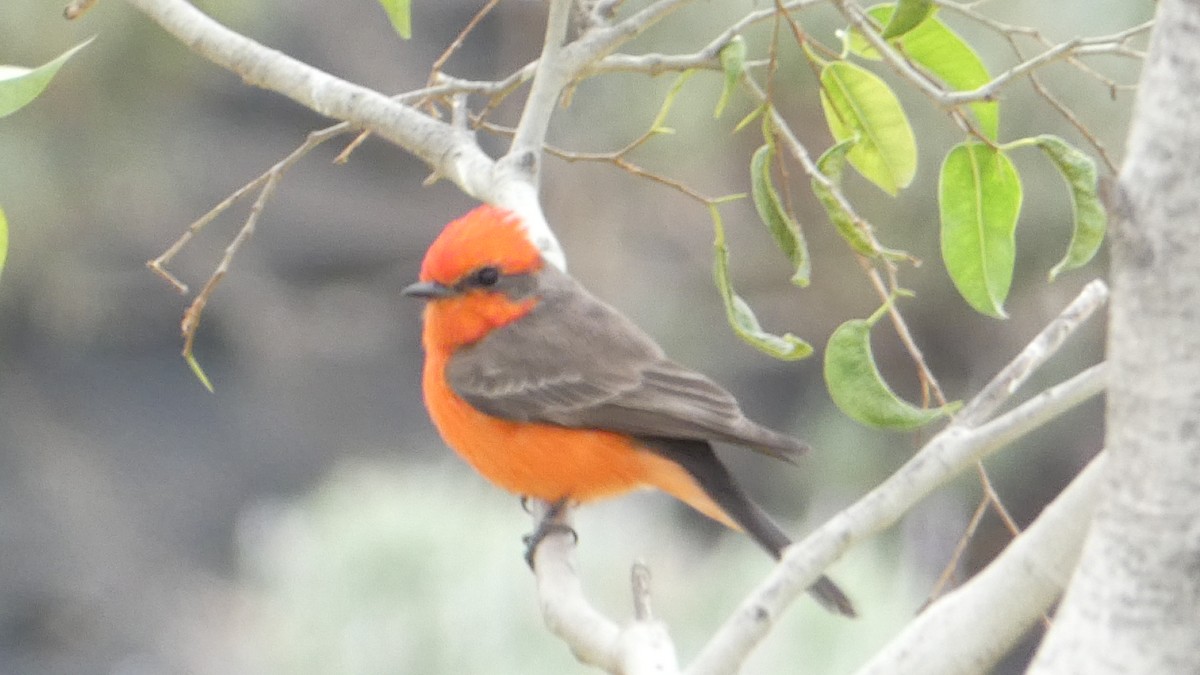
445 267 807 461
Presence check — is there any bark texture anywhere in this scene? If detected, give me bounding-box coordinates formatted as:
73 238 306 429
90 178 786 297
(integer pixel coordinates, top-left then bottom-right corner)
1030 1 1200 671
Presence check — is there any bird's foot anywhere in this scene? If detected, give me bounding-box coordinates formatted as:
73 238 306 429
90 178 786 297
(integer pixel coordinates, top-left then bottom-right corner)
521 497 577 569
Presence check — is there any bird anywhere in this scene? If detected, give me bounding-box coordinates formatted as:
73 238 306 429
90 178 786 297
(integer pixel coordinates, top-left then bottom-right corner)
403 204 855 617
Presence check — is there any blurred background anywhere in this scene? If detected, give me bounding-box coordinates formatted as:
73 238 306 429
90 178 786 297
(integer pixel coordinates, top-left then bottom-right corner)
0 0 1149 673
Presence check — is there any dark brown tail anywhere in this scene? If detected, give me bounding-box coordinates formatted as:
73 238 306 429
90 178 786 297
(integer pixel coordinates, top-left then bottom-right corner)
639 437 857 618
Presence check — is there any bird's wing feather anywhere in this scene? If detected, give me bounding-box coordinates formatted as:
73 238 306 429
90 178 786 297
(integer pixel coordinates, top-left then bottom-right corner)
446 268 807 461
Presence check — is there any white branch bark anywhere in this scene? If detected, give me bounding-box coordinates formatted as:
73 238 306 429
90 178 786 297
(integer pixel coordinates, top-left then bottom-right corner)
1030 1 1200 671
856 453 1108 674
528 503 679 674
688 363 1107 675
122 0 497 197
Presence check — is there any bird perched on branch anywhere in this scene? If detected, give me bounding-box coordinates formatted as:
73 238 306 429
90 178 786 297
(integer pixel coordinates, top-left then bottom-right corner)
404 204 855 617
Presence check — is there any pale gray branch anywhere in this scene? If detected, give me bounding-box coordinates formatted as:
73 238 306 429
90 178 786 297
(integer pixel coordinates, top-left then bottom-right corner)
529 503 679 674
590 0 823 76
688 278 1109 673
958 279 1109 426
507 0 575 176
122 0 498 199
122 0 575 269
838 1 1149 107
856 453 1108 675
690 362 1107 674
1031 1 1200 669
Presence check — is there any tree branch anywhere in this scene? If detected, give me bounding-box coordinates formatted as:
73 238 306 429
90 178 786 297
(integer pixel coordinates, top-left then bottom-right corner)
122 0 499 198
121 0 577 270
837 1 1148 107
528 503 679 673
957 279 1109 426
856 453 1108 675
687 278 1109 673
690 362 1107 674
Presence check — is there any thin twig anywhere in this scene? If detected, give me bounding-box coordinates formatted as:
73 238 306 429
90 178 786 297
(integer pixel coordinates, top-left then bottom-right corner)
841 2 1151 107
975 463 1021 543
689 279 1108 673
957 279 1110 427
927 496 990 603
429 0 504 81
335 0 507 161
147 123 352 293
689 362 1108 675
857 453 1107 674
180 162 283 378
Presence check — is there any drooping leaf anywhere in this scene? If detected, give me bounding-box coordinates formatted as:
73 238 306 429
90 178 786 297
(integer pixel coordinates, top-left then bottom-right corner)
1034 135 1107 280
650 70 697 134
819 61 917 195
750 143 811 286
184 349 215 393
0 38 93 118
0 205 8 279
939 142 1022 318
813 137 879 257
881 0 935 39
824 314 959 429
710 206 813 360
850 5 998 140
733 103 767 134
714 36 746 119
376 0 413 39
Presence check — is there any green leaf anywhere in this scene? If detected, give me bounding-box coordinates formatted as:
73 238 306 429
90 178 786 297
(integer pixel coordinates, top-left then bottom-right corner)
733 104 767 134
850 5 998 140
1034 135 1107 280
714 36 746 119
813 138 877 257
710 205 813 360
939 142 1022 318
881 0 935 39
377 0 413 39
751 143 811 286
0 205 8 279
650 70 697 133
0 38 93 118
184 349 215 393
825 315 958 430
819 61 917 195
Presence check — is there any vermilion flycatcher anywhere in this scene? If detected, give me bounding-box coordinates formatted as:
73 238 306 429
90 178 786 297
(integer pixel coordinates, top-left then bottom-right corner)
404 205 854 617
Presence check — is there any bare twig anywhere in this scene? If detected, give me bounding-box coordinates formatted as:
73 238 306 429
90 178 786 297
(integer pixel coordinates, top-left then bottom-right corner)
147 123 351 293
688 280 1108 673
839 2 1150 107
428 0 505 84
123 0 498 199
587 0 823 76
690 362 1108 674
335 0 507 161
857 453 1108 675
957 279 1109 426
928 497 990 602
179 156 284 387
631 562 654 621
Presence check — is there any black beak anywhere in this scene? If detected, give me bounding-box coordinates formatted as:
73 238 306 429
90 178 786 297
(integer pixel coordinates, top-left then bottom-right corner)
402 280 457 299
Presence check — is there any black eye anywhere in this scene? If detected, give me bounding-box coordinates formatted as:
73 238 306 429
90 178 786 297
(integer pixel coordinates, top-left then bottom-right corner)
472 266 501 287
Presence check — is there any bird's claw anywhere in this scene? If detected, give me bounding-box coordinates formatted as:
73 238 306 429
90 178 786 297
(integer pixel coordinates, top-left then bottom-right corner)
522 497 576 569
523 522 578 568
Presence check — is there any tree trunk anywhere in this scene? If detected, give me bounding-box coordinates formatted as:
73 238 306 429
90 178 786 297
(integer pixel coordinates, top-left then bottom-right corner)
1030 1 1200 671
